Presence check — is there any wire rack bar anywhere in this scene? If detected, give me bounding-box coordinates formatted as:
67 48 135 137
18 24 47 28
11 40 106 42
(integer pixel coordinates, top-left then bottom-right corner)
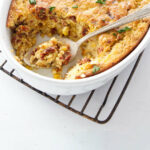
0 50 144 124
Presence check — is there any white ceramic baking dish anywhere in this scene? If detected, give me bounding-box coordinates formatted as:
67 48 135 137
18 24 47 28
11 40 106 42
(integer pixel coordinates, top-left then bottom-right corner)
0 0 150 95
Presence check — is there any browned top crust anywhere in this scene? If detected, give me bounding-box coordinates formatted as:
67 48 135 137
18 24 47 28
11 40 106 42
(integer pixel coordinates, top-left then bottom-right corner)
7 0 17 27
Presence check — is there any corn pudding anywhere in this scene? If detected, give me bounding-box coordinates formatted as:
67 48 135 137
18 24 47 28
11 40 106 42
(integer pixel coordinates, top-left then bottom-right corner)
7 0 150 79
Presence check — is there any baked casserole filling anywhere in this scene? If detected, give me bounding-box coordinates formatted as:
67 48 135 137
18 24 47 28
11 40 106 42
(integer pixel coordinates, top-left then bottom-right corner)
7 0 150 79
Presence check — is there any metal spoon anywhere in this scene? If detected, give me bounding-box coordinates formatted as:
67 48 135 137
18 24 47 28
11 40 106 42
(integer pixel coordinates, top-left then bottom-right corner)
24 4 150 66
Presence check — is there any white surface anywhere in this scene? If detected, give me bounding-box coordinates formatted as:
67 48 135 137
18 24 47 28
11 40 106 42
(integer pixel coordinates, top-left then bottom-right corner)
0 44 150 150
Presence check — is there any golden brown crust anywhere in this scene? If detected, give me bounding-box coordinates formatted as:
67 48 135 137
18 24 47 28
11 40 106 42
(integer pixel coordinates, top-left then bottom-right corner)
7 0 16 27
91 23 149 78
102 24 149 68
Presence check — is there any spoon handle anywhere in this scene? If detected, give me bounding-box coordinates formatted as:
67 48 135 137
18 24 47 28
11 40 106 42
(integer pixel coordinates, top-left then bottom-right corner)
76 4 150 46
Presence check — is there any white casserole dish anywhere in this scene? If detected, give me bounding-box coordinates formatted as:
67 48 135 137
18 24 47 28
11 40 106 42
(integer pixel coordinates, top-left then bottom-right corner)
0 0 150 95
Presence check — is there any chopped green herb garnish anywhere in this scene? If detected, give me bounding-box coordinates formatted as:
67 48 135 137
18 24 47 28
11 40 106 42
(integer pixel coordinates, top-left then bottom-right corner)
49 6 56 12
118 26 131 33
93 66 100 74
29 0 36 5
72 5 78 8
113 33 117 36
96 0 106 4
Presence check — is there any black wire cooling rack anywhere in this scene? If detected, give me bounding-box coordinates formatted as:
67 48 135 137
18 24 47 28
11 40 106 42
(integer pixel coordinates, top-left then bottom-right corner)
0 50 144 124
